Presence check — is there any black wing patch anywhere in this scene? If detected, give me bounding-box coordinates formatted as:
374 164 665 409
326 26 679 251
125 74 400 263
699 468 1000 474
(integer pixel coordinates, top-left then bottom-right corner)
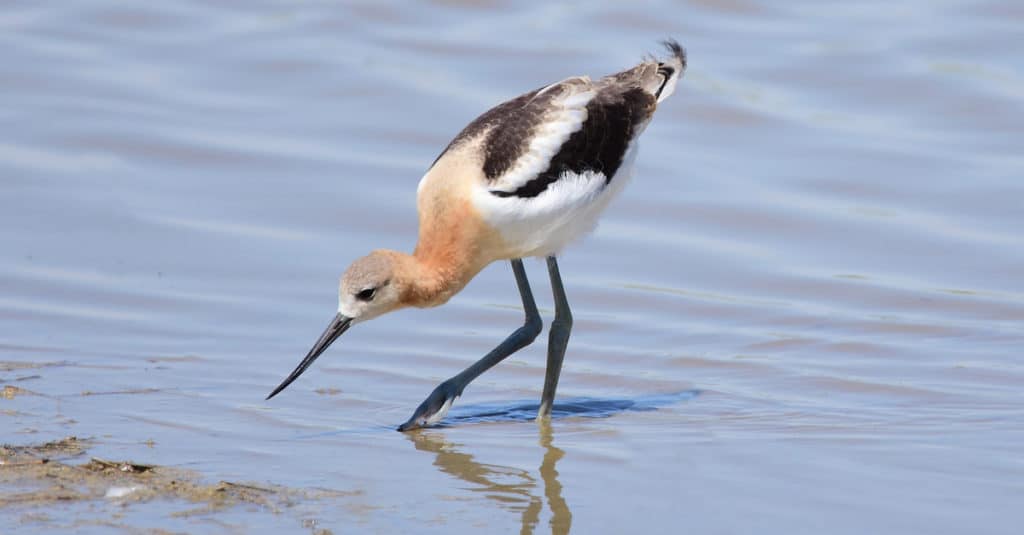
490 87 655 199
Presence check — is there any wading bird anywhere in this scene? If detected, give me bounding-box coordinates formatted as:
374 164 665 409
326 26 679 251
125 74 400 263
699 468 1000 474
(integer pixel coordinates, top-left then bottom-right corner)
267 40 686 431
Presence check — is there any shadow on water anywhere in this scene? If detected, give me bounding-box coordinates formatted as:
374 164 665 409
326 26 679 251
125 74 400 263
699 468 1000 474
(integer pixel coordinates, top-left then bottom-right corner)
407 421 573 535
291 390 699 438
439 389 701 427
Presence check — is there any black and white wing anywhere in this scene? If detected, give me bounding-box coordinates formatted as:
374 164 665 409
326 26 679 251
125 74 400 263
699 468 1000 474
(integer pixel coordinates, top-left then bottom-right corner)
434 40 685 201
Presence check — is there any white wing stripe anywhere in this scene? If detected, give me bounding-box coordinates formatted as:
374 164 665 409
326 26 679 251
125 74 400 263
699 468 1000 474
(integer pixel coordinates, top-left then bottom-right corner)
488 87 596 194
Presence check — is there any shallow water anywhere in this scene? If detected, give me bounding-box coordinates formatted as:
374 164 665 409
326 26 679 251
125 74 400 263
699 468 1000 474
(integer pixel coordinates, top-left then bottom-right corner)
2 0 1023 533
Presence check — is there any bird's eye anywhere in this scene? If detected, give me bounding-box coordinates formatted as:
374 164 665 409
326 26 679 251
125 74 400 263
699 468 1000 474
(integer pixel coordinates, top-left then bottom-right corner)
356 288 376 301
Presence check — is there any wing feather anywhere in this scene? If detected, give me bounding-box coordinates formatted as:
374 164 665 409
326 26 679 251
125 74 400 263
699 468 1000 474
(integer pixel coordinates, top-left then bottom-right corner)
432 41 685 201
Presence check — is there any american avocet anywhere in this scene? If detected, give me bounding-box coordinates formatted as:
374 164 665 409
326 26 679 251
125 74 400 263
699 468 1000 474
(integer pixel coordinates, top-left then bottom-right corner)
267 40 686 430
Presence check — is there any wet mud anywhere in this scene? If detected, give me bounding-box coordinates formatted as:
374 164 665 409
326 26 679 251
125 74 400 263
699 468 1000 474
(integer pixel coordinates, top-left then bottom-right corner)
1 436 343 533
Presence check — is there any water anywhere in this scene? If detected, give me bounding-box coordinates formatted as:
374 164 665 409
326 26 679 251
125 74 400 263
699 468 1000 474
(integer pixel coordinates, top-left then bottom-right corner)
2 1 1022 533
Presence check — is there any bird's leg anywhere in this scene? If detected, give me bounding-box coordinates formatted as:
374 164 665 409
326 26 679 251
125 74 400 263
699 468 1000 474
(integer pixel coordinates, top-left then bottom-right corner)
399 259 543 431
538 256 572 419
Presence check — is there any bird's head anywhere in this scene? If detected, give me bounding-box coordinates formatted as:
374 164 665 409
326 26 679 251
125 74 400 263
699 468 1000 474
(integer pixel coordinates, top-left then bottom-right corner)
338 250 407 322
265 250 410 400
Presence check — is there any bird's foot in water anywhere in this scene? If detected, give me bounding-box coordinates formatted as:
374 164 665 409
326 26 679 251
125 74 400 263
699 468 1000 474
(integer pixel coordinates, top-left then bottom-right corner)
398 379 462 431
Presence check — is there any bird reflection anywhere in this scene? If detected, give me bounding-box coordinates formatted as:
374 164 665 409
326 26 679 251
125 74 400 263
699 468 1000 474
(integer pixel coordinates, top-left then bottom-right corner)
407 420 572 534
538 421 571 534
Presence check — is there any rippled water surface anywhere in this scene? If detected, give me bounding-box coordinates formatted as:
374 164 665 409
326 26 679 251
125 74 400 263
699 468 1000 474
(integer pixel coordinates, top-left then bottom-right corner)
3 1 1023 533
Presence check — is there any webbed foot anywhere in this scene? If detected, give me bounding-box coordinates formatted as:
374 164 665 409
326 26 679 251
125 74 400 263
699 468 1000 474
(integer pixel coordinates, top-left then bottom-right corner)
398 379 462 431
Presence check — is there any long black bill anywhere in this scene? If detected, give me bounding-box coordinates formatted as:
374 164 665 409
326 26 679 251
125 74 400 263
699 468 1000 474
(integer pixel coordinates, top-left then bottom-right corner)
266 313 352 400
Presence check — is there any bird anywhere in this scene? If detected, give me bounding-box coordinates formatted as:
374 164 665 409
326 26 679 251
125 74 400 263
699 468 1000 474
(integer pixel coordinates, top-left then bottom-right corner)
266 40 686 431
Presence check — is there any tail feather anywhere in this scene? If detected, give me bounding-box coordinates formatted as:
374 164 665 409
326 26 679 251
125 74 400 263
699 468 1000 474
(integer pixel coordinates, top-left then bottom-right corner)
654 39 686 103
603 39 687 104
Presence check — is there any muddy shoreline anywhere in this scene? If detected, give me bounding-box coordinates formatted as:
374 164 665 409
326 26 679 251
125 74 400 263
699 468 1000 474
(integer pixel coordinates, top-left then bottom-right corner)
1 436 340 533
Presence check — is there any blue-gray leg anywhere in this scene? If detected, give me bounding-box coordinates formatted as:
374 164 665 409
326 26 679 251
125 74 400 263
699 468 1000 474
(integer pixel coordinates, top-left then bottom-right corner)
538 256 572 418
399 259 543 431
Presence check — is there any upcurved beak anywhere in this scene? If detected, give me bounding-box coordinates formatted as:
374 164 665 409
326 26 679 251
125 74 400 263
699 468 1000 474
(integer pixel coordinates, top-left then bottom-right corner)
266 313 352 400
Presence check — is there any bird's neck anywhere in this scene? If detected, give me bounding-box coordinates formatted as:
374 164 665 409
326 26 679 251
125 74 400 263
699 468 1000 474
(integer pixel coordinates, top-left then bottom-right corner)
401 187 504 307
392 247 482 309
